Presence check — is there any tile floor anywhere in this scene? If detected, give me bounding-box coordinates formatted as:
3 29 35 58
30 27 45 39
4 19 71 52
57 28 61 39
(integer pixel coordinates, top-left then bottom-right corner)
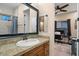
53 43 71 56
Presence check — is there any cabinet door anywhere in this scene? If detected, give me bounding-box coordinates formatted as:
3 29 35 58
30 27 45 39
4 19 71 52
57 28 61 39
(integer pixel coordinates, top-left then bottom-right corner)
44 42 49 56
22 42 49 56
22 44 45 56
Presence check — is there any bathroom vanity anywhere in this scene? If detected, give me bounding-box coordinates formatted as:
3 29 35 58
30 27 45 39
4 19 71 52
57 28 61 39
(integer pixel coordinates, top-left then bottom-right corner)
0 36 49 56
0 3 49 56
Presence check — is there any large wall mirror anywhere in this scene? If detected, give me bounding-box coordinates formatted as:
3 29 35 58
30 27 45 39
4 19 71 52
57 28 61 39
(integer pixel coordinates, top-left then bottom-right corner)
0 3 39 36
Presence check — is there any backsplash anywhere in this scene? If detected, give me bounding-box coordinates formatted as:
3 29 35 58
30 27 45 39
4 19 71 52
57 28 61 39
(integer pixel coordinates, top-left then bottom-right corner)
0 37 21 46
0 35 39 46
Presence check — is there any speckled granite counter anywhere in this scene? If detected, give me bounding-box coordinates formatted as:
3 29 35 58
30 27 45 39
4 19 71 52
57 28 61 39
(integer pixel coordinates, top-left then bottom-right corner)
0 36 49 56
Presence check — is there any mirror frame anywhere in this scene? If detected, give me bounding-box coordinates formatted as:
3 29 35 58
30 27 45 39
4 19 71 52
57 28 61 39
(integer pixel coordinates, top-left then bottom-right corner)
0 3 39 37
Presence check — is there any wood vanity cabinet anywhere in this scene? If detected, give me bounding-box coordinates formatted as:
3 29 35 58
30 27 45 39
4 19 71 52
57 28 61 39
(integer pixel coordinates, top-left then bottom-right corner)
22 42 49 56
44 42 49 56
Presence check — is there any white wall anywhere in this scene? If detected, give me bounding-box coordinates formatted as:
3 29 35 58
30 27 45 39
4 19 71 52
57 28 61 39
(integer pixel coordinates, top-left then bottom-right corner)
0 6 14 15
55 12 77 37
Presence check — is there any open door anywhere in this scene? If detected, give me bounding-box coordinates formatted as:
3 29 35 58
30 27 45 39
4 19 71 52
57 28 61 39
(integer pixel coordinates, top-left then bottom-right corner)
67 19 71 40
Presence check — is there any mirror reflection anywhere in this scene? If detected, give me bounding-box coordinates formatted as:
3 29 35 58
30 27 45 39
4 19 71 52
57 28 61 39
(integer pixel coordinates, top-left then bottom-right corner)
0 3 37 35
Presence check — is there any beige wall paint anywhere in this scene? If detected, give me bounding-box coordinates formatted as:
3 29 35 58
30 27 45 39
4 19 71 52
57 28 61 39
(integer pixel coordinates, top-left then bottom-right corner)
78 3 79 17
55 12 77 37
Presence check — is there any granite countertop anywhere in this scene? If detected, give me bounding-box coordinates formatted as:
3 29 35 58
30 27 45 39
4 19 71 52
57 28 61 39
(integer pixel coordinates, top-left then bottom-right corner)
0 37 49 56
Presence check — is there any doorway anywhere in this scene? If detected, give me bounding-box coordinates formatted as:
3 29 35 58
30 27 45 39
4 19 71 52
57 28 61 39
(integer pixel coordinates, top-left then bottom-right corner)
55 19 71 44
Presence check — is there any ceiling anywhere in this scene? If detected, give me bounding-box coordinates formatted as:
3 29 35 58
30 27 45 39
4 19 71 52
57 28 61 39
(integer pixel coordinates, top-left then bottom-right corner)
0 3 20 10
55 3 77 15
0 3 77 15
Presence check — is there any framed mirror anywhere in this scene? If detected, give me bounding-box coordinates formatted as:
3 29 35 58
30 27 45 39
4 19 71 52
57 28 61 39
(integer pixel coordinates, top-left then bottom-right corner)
0 3 39 37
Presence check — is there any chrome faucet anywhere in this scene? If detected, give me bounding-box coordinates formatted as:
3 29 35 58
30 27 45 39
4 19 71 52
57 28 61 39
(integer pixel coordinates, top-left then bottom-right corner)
23 35 28 40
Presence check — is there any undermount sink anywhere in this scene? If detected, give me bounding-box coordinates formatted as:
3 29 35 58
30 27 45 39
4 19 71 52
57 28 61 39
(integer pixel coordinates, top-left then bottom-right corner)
16 39 40 47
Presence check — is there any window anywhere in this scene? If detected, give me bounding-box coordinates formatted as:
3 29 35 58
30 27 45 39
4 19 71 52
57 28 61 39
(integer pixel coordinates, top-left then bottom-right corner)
56 21 67 29
2 15 11 21
56 21 61 28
